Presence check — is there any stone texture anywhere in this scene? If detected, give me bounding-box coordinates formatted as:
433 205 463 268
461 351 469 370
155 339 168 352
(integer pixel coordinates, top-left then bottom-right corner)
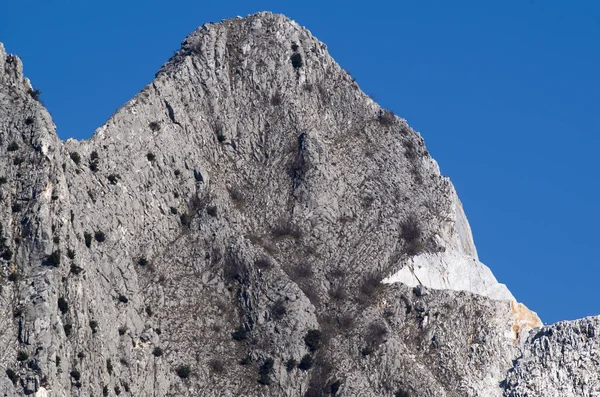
504 316 600 397
0 12 596 397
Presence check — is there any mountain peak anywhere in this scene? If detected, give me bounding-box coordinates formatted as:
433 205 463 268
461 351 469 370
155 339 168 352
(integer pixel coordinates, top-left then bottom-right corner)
0 13 596 397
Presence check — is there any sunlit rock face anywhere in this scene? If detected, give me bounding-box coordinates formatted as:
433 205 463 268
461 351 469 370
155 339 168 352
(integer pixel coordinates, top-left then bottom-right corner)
0 13 594 397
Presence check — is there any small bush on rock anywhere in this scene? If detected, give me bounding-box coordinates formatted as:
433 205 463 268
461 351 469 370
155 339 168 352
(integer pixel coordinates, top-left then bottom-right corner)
231 326 248 341
70 152 81 165
304 330 322 352
152 347 163 357
176 365 191 379
57 297 69 314
258 358 274 385
45 250 61 267
298 354 313 371
94 231 105 243
5 368 18 384
90 320 99 334
208 358 225 374
285 358 297 372
149 122 161 132
291 53 303 69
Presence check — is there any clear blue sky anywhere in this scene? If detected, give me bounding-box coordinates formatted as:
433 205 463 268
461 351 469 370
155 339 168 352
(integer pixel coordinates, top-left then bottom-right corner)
1 1 598 324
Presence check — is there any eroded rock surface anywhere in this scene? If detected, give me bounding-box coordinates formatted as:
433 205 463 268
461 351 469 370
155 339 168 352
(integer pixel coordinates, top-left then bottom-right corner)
0 12 596 397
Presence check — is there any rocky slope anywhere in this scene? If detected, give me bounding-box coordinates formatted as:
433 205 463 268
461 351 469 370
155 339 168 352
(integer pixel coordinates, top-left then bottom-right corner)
0 12 597 397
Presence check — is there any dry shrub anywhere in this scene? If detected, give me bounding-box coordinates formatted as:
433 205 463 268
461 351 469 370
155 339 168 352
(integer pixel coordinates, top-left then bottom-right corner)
400 214 424 256
328 283 347 302
377 109 395 126
208 358 225 374
271 218 302 240
293 262 313 280
359 271 383 298
254 256 272 270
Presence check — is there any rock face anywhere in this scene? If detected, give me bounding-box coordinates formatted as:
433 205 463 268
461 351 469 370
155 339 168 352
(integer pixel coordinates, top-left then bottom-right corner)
0 12 596 397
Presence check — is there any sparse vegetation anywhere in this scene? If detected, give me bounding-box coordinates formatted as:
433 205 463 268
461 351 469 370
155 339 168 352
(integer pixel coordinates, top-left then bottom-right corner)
298 354 313 371
118 294 128 303
180 213 192 227
57 297 69 314
70 370 81 381
5 368 17 384
149 121 161 132
84 232 92 248
146 152 156 161
227 186 245 207
231 326 248 341
400 214 424 256
170 206 178 215
63 324 73 337
45 250 61 267
107 174 120 185
208 358 225 374
271 91 283 106
118 326 127 336
1 248 13 261
234 356 249 366
272 218 302 239
138 257 149 266
152 347 163 357
255 257 272 270
90 320 99 334
293 262 313 279
8 272 18 282
106 359 113 374
304 330 322 352
89 151 99 172
28 88 42 102
291 53 303 69
70 152 81 165
11 203 22 213
176 365 191 379
0 177 6 185
285 358 297 372
271 300 287 320
360 271 383 297
377 109 396 126
67 249 75 259
16 351 29 362
365 321 388 348
7 141 19 152
258 358 274 385
206 205 218 217
94 231 106 242
329 380 342 395
394 389 411 397
217 134 226 143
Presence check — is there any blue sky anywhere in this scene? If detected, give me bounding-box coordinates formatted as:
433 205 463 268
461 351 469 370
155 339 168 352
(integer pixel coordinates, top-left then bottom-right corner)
1 0 598 324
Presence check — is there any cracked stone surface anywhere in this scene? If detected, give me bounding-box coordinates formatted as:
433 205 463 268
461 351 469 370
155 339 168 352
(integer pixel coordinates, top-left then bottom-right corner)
0 12 596 397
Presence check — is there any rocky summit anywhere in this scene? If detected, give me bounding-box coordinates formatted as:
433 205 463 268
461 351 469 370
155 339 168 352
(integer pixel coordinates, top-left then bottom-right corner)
0 12 598 397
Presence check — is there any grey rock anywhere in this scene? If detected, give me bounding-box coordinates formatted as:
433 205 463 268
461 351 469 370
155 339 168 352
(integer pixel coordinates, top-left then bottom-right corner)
0 12 596 397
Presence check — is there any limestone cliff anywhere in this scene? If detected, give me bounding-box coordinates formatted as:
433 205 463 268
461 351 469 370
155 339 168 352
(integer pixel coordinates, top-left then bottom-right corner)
0 12 596 397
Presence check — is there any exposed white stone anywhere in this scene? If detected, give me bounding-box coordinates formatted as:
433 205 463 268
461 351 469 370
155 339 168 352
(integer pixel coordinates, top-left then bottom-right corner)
383 250 514 301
